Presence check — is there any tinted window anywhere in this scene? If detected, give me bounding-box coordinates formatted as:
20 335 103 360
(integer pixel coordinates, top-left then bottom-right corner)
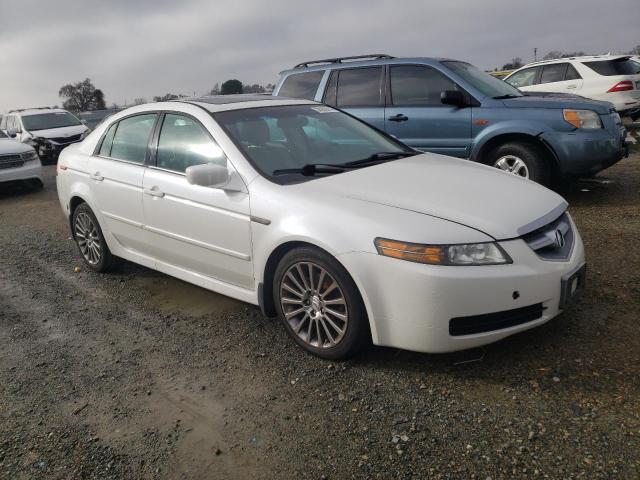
0 115 5 130
506 67 540 87
583 58 639 76
0 130 6 138
323 70 338 106
21 112 81 131
443 61 523 98
110 114 156 164
156 114 226 173
540 63 568 84
390 66 457 105
98 123 117 157
336 67 382 107
278 71 324 100
565 64 581 80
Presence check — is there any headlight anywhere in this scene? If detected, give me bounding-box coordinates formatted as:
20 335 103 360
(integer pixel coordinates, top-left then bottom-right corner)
80 129 90 140
374 238 512 266
563 109 602 129
20 150 39 162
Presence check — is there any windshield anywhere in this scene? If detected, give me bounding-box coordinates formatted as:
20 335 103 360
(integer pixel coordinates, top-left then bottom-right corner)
442 61 523 98
214 105 409 182
22 111 81 131
0 130 6 138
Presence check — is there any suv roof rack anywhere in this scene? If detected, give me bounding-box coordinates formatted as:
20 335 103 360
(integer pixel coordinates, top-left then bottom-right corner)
293 54 395 69
7 106 54 113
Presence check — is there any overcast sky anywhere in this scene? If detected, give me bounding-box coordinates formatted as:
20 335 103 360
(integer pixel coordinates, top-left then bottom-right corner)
0 0 638 112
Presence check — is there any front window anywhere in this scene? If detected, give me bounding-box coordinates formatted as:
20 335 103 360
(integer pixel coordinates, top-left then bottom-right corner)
389 65 458 105
214 105 408 183
444 61 523 98
21 112 81 131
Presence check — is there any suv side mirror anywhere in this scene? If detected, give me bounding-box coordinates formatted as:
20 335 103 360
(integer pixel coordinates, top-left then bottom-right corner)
441 90 466 108
186 163 230 189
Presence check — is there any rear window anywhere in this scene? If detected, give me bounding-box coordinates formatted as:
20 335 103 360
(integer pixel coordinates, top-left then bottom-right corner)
278 71 324 100
540 63 568 84
582 58 639 76
335 67 383 107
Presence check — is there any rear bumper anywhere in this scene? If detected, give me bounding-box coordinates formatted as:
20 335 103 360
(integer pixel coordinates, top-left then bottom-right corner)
541 126 627 177
0 160 43 183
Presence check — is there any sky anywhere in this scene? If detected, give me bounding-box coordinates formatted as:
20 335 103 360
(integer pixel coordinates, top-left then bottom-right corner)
0 0 638 112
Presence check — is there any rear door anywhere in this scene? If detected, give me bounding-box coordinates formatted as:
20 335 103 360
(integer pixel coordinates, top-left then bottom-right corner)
141 112 253 289
322 66 385 131
88 113 157 253
528 63 584 94
383 65 471 157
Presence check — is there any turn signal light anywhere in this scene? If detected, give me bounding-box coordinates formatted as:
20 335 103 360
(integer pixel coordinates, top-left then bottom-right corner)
375 238 445 264
607 81 633 93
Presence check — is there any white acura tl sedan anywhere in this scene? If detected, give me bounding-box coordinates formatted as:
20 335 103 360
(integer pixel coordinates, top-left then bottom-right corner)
56 95 586 359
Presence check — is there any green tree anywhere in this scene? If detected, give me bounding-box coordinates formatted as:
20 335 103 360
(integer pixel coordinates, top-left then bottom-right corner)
152 93 184 102
58 78 106 112
221 79 243 95
501 57 523 70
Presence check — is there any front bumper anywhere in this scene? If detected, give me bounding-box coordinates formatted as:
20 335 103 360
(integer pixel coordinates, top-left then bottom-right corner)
0 160 43 184
33 139 81 164
339 223 585 354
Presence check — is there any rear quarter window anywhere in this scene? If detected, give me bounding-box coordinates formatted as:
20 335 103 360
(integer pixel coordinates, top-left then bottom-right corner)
582 59 639 76
278 71 324 100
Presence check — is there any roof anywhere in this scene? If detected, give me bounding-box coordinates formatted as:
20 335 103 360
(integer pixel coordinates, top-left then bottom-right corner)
178 94 316 112
9 107 69 116
522 54 631 67
280 56 458 75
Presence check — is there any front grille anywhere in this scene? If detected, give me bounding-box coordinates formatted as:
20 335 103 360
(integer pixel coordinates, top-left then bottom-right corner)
50 134 81 144
0 154 24 170
522 212 574 261
449 303 544 336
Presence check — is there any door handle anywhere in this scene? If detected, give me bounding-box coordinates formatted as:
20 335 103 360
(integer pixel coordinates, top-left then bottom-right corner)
144 187 165 198
388 114 409 122
566 84 577 89
89 172 104 181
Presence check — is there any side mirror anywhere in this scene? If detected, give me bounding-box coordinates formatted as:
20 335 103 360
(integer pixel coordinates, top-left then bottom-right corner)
186 163 230 189
6 128 17 138
441 90 466 108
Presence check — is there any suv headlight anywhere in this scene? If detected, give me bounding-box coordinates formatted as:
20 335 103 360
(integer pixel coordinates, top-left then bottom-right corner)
80 128 91 140
20 150 39 162
374 238 512 266
563 109 602 129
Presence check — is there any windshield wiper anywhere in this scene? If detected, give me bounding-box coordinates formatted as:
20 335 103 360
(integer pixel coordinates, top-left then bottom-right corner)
341 150 420 167
492 94 521 99
272 164 347 176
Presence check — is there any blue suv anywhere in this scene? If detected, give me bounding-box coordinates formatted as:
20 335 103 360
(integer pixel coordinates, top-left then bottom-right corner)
274 54 628 185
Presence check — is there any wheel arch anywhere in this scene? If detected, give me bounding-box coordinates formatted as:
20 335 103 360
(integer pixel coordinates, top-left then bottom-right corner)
474 132 560 172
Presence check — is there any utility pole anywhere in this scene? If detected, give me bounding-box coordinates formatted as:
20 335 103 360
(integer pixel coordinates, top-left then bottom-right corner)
534 48 537 62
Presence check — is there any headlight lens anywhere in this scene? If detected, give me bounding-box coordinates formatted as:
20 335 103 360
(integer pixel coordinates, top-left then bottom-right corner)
80 129 90 140
20 150 39 162
563 109 602 129
374 238 512 266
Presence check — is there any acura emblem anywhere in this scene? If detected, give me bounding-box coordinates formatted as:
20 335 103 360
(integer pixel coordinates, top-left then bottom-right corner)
555 229 565 248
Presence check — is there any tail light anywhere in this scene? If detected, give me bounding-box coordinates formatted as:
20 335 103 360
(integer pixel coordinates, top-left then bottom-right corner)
56 161 67 176
607 81 633 93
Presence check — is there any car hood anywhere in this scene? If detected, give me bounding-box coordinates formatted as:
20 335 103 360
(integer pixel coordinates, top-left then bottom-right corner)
502 95 613 114
302 154 568 240
26 124 88 139
0 138 34 155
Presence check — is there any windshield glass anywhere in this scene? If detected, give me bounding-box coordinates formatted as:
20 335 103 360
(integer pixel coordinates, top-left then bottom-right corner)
0 130 7 138
443 61 523 98
214 104 409 182
22 111 81 131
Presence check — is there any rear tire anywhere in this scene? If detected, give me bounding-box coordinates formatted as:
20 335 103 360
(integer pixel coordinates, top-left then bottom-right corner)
24 179 43 190
486 141 551 186
273 247 369 360
71 203 116 272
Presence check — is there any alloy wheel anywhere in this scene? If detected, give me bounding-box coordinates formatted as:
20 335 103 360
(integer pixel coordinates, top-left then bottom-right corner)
74 212 102 265
279 261 348 349
494 155 530 178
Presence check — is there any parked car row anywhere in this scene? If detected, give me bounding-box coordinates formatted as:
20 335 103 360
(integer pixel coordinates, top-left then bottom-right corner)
0 129 43 189
274 54 628 185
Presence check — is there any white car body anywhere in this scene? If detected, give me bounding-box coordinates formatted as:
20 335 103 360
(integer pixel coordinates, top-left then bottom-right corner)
0 132 42 184
505 55 640 115
56 97 586 355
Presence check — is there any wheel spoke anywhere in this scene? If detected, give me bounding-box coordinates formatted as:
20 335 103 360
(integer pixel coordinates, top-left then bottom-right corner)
285 306 305 319
316 269 326 293
282 282 304 298
323 314 343 335
319 318 335 345
321 281 338 297
296 264 310 290
324 307 347 321
285 272 306 296
315 318 323 347
323 297 345 306
281 297 303 305
294 313 311 333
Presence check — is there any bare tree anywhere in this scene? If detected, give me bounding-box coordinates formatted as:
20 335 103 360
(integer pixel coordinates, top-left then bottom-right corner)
58 78 106 112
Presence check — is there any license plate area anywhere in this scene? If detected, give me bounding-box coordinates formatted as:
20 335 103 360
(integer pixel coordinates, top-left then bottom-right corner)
559 263 586 309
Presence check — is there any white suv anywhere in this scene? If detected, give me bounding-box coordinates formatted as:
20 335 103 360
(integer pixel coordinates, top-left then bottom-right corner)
0 107 90 164
0 129 43 189
505 55 640 116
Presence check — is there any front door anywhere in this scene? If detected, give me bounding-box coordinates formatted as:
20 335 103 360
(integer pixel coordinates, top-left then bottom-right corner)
384 65 471 157
88 113 157 253
141 113 254 289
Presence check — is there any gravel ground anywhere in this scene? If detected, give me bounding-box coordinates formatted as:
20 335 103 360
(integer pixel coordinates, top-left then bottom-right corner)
1 144 639 479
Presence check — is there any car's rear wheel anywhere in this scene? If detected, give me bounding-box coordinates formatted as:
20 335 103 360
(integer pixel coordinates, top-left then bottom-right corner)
487 142 551 185
72 203 115 272
273 247 369 360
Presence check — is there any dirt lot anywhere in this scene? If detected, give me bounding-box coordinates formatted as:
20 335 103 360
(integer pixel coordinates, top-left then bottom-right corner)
1 147 639 479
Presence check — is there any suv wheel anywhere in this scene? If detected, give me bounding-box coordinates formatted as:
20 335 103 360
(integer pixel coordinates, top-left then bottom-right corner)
487 142 550 185
72 203 116 272
273 247 369 360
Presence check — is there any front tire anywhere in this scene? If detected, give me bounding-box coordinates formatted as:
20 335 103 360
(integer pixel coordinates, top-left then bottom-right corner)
486 141 551 185
72 203 115 272
273 247 369 360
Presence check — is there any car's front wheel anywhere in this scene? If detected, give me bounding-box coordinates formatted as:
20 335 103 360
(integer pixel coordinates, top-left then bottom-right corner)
273 247 369 360
487 141 551 185
72 203 115 272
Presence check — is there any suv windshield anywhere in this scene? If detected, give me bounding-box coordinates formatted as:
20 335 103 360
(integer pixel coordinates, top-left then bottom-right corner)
22 112 81 131
443 61 523 98
215 105 409 182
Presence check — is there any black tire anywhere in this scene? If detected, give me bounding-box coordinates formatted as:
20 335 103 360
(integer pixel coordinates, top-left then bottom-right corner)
486 141 551 186
71 203 116 272
273 247 369 360
24 178 43 190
